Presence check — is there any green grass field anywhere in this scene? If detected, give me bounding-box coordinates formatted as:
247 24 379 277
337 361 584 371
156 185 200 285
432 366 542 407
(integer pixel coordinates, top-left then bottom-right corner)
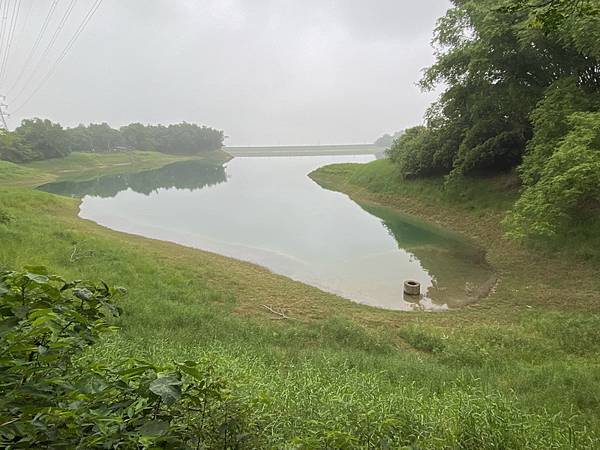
1 153 599 447
0 150 226 188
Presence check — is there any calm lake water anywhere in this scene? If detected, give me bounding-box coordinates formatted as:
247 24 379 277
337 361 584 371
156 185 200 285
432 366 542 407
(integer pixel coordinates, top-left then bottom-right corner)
40 155 494 311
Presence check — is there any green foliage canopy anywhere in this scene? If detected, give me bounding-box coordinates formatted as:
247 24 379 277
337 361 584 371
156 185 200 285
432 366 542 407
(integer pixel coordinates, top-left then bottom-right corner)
374 131 403 148
388 0 599 241
386 126 452 178
505 111 600 239
0 119 225 163
388 0 599 177
0 119 68 163
70 122 224 155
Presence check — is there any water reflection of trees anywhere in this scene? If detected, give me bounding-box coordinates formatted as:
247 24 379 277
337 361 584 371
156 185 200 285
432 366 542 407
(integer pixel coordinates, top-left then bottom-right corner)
39 160 227 198
358 202 494 307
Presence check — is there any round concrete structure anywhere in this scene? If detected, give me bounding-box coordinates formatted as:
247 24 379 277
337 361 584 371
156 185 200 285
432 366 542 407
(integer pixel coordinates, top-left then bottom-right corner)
404 280 421 296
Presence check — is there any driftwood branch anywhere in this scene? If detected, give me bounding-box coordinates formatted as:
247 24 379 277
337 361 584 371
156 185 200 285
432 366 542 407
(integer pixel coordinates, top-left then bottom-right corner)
70 243 95 263
261 304 291 320
0 418 19 427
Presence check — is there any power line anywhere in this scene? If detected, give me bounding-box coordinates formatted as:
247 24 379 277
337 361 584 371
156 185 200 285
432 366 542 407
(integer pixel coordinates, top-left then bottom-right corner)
1 0 22 81
0 0 10 74
1 0 32 89
7 0 59 95
10 0 77 101
11 0 103 114
0 0 22 83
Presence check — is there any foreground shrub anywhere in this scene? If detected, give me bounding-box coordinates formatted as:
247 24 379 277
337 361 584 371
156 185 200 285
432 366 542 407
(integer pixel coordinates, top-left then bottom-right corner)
0 267 254 449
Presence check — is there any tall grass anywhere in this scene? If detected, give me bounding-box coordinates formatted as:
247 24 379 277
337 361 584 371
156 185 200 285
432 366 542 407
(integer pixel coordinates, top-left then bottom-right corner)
1 155 599 446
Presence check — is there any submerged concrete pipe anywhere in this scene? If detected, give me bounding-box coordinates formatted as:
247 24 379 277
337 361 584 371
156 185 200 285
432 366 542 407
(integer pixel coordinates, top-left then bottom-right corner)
404 280 421 296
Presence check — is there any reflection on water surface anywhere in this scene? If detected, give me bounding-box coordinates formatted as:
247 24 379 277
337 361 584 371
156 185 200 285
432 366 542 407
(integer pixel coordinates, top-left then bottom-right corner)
39 155 494 311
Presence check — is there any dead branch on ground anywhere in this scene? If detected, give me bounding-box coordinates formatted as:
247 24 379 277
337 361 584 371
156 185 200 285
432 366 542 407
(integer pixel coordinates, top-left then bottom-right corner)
261 304 292 320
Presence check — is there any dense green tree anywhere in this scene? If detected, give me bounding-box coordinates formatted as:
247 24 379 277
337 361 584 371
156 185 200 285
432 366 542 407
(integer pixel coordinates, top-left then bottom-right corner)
0 119 224 163
0 130 33 163
375 133 394 148
386 0 599 241
518 77 600 186
374 131 403 148
14 118 68 160
423 0 594 175
65 124 94 152
388 0 599 179
155 123 224 155
65 122 224 155
504 112 600 239
386 126 451 178
85 122 124 152
500 2 600 240
504 0 600 59
120 122 157 150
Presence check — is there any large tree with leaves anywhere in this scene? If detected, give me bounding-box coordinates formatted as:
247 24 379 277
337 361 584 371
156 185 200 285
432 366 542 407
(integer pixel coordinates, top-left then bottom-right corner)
428 0 598 174
389 0 599 179
14 118 69 161
387 0 600 241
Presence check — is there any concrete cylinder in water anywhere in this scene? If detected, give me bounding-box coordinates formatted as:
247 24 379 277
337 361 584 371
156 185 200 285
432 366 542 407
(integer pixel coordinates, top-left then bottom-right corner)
404 280 420 296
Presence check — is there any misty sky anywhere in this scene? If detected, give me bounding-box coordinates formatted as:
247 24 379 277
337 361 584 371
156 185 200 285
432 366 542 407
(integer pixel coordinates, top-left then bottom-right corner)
5 0 450 145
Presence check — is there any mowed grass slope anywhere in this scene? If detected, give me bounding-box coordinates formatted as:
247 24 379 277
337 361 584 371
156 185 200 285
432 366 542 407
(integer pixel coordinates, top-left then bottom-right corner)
0 150 224 188
0 154 599 447
0 160 51 187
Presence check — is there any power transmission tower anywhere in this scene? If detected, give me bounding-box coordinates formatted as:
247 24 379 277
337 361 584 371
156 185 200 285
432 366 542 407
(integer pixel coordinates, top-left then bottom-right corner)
0 95 8 130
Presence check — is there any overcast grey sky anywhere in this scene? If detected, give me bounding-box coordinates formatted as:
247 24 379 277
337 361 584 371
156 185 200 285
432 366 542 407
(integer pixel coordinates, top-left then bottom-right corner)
5 0 450 145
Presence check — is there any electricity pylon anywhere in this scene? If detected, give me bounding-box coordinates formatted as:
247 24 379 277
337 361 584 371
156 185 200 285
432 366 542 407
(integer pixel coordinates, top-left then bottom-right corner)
0 95 8 130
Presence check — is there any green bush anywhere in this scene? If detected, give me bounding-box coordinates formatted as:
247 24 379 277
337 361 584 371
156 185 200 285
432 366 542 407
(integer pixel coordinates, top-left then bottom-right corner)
0 267 255 448
518 78 600 187
386 126 451 178
505 112 600 239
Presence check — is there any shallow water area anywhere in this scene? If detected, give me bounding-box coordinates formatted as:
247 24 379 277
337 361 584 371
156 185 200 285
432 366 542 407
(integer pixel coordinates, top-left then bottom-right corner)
39 155 494 311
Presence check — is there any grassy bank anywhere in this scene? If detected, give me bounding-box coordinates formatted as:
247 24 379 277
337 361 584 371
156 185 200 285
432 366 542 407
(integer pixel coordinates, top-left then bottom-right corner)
0 150 224 188
1 154 599 447
310 160 600 311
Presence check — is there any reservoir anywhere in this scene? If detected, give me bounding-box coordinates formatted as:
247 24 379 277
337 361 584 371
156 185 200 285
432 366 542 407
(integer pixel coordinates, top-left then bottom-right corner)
40 155 494 311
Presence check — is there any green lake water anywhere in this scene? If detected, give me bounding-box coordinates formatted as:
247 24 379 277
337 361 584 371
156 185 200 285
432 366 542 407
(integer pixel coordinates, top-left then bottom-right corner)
39 155 494 311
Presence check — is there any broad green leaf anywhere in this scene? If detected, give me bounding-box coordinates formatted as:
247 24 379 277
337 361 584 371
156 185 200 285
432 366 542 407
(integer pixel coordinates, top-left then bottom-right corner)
28 308 55 320
23 266 48 275
176 362 204 381
73 288 93 301
139 419 169 437
48 274 66 283
78 375 109 394
149 375 181 405
60 280 81 292
118 365 155 378
0 317 19 333
24 273 49 284
14 305 29 319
